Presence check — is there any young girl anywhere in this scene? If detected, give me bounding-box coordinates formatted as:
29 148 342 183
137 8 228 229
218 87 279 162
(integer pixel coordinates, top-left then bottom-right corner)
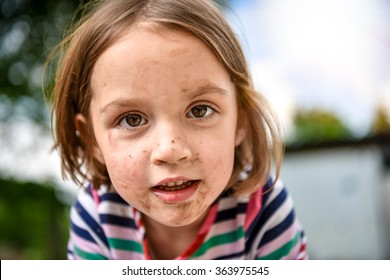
49 0 307 260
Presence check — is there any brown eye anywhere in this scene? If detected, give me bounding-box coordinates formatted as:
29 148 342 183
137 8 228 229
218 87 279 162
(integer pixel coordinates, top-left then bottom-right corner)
119 113 148 128
188 105 214 118
191 105 207 118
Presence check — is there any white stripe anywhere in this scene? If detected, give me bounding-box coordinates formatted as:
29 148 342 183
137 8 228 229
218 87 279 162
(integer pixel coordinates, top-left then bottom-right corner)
71 189 112 258
246 183 294 258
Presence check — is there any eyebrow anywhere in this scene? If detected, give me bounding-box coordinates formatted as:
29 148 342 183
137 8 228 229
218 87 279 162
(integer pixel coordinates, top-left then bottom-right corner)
185 83 229 99
99 98 146 115
99 83 229 115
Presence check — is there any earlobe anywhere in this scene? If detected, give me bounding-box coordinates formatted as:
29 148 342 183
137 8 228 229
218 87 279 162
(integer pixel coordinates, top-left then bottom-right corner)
74 114 105 164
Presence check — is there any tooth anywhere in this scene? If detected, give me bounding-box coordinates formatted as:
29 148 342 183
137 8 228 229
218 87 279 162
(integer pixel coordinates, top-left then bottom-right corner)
176 180 184 186
167 182 175 187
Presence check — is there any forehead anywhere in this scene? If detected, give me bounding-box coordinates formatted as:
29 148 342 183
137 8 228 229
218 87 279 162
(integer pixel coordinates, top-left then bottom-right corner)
94 23 214 70
90 22 235 99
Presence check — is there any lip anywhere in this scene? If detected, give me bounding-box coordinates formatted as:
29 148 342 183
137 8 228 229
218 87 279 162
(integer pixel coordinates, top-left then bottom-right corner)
151 178 199 204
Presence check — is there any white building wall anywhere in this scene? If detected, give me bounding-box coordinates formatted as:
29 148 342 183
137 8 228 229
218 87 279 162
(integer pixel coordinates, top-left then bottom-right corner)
281 145 390 259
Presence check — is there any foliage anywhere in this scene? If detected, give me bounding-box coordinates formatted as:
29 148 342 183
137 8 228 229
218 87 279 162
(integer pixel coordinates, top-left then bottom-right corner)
291 109 352 145
371 105 390 135
0 177 70 259
0 0 80 125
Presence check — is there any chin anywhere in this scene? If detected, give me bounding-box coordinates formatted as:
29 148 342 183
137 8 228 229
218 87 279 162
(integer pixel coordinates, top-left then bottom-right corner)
160 209 205 228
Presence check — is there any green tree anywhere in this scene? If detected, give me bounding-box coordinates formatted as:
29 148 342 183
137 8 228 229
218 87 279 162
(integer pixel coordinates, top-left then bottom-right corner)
371 105 390 135
0 0 81 124
0 0 80 260
0 178 69 259
291 109 352 144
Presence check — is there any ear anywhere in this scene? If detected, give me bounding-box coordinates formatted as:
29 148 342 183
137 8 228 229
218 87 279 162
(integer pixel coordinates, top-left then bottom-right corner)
74 113 105 165
235 123 247 147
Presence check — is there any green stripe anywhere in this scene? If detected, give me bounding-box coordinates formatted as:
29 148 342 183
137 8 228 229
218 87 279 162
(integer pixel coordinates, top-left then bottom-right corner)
73 245 108 260
192 227 245 258
256 231 301 260
108 238 143 253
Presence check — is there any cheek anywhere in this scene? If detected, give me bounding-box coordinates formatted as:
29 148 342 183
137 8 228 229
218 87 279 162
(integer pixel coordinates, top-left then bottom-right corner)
104 152 151 210
202 134 236 164
104 150 148 188
198 137 236 185
99 132 147 183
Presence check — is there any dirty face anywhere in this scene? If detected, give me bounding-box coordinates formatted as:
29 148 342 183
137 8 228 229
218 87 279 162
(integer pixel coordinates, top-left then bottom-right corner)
79 23 243 227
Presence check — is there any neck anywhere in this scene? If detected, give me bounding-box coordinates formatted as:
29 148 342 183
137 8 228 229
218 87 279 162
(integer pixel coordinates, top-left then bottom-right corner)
142 212 208 260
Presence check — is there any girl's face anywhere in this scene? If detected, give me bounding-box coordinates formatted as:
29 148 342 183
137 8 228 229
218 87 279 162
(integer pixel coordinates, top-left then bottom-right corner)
79 24 244 227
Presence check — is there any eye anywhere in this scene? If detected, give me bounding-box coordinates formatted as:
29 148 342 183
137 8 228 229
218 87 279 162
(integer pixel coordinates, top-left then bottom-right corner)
119 113 148 129
187 105 215 119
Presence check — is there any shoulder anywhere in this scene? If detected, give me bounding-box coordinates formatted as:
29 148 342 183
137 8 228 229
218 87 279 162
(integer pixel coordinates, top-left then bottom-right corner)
71 184 132 220
68 184 136 259
243 178 290 229
213 178 289 230
73 184 126 207
244 178 308 259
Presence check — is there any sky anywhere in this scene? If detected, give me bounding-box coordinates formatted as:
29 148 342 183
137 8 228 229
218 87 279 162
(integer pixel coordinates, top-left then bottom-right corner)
228 0 390 137
1 0 390 194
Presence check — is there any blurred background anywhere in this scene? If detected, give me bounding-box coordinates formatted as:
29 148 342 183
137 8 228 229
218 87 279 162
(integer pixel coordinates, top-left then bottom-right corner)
0 0 389 259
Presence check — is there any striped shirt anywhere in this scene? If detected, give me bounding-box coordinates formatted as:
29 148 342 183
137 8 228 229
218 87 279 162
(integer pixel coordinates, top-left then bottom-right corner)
67 178 307 260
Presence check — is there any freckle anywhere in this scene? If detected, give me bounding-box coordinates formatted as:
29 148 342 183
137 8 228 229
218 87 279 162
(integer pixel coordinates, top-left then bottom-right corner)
142 150 147 153
128 155 133 159
171 140 175 144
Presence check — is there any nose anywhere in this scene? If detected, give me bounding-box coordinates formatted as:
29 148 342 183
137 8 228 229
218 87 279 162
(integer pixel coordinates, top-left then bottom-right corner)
150 123 192 165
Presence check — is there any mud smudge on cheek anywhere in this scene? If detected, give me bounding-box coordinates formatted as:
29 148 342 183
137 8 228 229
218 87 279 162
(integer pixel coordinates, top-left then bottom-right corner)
190 153 201 164
198 183 209 197
172 201 193 225
141 193 152 212
177 201 191 210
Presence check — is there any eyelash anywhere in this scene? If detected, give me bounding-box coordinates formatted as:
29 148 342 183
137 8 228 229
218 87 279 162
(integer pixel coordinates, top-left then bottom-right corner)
116 104 217 130
186 104 217 121
117 112 148 131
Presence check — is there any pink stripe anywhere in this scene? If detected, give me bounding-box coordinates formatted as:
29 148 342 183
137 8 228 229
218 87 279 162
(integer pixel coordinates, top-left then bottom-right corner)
282 238 306 260
101 224 140 240
207 218 243 236
193 240 244 260
91 187 100 206
110 248 145 260
256 219 300 257
244 189 263 230
70 232 105 257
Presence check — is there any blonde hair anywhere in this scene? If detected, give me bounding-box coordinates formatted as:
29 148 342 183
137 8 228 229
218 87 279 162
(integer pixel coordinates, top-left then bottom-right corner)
47 0 284 196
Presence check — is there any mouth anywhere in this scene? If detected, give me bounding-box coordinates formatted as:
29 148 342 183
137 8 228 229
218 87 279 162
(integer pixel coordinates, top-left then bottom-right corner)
151 180 200 204
154 180 197 191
